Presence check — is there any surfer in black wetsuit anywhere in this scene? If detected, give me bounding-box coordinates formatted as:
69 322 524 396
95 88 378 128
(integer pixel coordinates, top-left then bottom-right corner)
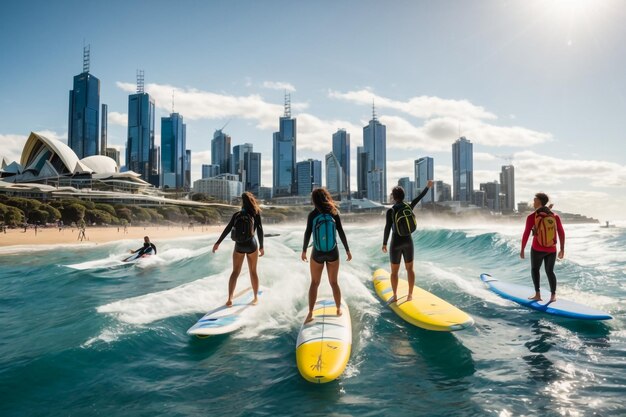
382 180 433 303
301 188 351 323
213 192 264 307
130 236 157 257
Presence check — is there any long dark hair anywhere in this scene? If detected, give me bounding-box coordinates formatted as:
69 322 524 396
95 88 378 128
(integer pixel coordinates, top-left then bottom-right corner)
241 192 261 216
311 188 338 215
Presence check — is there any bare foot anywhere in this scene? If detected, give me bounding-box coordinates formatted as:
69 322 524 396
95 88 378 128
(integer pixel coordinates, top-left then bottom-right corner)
388 295 397 304
549 295 556 303
528 295 542 301
336 308 342 317
407 294 413 302
251 297 258 305
225 300 233 307
304 312 314 324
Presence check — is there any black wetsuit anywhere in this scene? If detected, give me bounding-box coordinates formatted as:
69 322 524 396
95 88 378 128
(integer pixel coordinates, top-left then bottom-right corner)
302 209 349 263
136 242 157 256
382 186 430 264
216 211 264 254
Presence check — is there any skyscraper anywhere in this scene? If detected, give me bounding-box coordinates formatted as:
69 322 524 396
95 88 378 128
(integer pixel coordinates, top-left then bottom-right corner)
356 146 368 199
415 157 435 204
296 159 322 196
211 129 231 175
68 45 100 159
244 152 261 195
161 112 186 189
232 143 253 183
452 136 474 203
325 152 343 198
398 177 414 200
480 181 501 212
273 93 297 197
362 105 386 203
332 129 350 200
202 164 220 179
185 149 191 190
500 165 515 213
126 70 156 185
100 104 107 156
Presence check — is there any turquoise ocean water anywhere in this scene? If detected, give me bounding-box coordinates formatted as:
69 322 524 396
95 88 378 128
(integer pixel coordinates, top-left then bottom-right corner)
0 221 624 416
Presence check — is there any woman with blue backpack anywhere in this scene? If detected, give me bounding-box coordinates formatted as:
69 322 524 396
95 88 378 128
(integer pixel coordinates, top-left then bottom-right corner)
301 188 352 324
382 180 433 303
213 192 264 307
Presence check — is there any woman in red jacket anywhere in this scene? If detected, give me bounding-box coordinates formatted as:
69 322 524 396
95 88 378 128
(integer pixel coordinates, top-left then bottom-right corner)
520 192 565 303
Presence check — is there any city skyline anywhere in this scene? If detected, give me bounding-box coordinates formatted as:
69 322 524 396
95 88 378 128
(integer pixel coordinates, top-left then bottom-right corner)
1 1 626 219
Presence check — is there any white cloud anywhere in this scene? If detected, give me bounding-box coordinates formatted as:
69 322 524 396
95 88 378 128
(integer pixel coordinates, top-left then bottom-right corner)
329 89 497 120
262 81 296 92
513 150 626 188
108 111 128 126
0 134 28 163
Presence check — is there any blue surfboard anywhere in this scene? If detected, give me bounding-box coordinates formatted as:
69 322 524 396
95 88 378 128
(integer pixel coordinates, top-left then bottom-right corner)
480 273 612 320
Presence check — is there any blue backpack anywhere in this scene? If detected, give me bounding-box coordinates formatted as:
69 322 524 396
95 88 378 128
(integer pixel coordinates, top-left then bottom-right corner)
312 213 337 252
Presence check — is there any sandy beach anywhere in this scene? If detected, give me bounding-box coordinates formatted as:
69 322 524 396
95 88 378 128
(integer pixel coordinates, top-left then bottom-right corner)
0 225 223 247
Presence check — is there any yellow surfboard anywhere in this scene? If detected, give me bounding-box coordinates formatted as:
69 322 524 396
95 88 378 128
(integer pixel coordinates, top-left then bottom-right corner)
296 299 351 384
373 269 474 331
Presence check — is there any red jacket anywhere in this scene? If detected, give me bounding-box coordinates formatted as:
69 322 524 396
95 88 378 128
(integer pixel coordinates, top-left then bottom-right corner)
521 211 565 253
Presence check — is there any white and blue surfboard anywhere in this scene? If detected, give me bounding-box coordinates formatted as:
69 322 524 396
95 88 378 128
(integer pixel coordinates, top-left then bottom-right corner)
187 287 262 337
480 273 612 320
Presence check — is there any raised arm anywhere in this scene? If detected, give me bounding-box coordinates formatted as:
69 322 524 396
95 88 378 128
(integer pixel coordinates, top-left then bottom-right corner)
410 180 434 209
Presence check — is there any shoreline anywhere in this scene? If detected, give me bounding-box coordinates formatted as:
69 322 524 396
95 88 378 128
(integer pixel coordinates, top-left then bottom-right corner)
0 225 223 248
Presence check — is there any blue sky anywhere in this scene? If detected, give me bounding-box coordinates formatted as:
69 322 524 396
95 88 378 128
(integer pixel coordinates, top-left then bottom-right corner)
1 0 625 220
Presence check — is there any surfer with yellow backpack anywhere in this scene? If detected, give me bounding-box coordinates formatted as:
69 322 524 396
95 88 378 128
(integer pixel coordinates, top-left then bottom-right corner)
520 192 565 303
382 180 434 303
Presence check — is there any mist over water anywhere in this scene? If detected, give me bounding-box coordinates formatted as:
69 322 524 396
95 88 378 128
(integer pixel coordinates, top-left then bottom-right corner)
0 221 624 416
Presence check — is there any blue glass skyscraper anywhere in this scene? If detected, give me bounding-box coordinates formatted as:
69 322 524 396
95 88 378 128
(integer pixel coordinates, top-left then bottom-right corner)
415 157 434 204
332 129 350 200
161 113 186 189
273 94 297 197
363 107 386 203
211 129 231 175
296 159 322 196
126 85 156 184
244 152 261 195
68 45 100 159
452 136 474 202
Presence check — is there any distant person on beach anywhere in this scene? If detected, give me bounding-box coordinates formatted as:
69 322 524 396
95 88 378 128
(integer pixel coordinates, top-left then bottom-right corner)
77 227 87 241
130 236 157 257
301 188 351 323
382 180 433 303
213 192 264 306
521 193 565 303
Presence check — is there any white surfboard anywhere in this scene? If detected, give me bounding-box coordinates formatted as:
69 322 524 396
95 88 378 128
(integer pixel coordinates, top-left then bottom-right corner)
187 287 262 337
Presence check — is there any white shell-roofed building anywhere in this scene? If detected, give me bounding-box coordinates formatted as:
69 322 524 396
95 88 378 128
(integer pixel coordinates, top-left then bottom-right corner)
1 132 150 193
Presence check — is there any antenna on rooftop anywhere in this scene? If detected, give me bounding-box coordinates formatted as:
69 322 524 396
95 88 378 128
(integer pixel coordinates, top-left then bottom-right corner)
137 69 145 94
284 91 291 118
83 44 90 73
218 120 231 132
372 99 377 121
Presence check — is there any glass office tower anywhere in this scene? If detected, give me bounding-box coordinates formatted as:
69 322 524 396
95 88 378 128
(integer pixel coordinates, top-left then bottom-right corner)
68 47 100 159
126 92 156 184
415 157 435 204
452 136 474 202
273 94 297 197
161 113 186 189
296 159 321 196
211 129 231 175
332 129 350 200
363 112 386 203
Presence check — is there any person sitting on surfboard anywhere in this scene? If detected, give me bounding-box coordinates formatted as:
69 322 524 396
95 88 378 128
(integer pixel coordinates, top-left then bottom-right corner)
213 192 264 307
130 236 157 257
382 180 433 303
520 192 565 303
301 188 352 324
